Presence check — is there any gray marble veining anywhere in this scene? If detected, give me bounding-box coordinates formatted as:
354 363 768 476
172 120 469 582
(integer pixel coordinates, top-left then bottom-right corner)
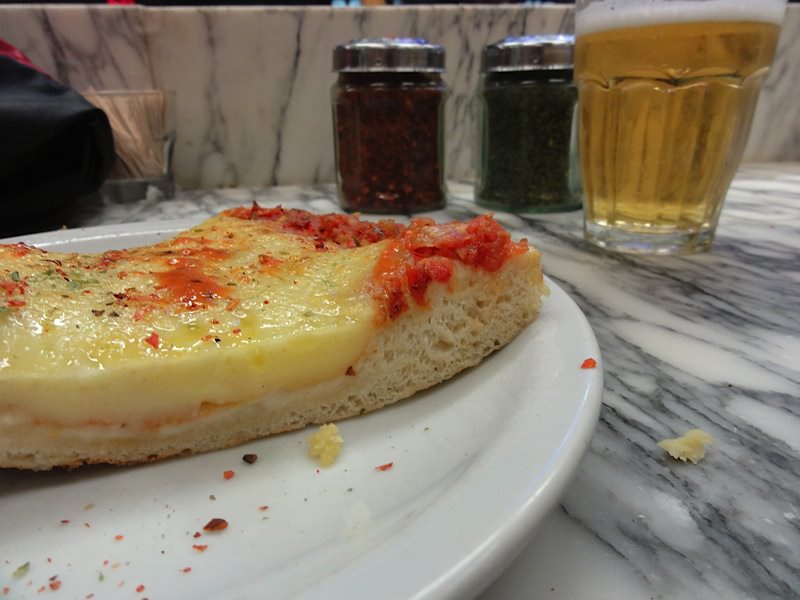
0 5 797 190
0 6 154 92
11 164 796 600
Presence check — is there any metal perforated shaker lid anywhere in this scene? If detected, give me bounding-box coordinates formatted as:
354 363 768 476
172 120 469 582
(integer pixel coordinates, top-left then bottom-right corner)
482 35 574 72
333 38 445 72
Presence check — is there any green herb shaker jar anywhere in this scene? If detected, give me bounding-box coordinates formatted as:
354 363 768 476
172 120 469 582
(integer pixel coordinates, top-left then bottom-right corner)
475 35 581 213
332 38 448 214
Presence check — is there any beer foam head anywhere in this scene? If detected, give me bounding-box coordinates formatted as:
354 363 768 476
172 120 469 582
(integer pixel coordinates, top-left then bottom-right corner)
576 0 786 36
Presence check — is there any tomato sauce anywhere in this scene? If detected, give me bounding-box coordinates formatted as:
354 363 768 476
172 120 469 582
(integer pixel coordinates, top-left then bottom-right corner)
371 241 410 321
154 267 230 310
258 253 283 273
226 205 405 248
227 205 526 261
227 204 528 321
148 240 232 311
5 242 39 257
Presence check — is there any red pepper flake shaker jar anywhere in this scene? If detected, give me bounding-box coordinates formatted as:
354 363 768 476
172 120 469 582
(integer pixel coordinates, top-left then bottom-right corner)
332 38 448 214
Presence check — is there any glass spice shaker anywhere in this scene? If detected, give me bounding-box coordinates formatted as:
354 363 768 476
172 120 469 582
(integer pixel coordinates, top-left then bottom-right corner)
332 38 448 214
475 35 581 213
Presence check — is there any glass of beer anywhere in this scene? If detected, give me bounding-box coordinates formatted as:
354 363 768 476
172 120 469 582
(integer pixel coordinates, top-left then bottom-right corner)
575 0 786 254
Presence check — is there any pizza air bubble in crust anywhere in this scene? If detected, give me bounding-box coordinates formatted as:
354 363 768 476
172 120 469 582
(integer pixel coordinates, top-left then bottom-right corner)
0 205 548 470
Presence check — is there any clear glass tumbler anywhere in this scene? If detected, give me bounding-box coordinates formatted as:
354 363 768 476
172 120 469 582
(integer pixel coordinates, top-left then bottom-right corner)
575 0 786 254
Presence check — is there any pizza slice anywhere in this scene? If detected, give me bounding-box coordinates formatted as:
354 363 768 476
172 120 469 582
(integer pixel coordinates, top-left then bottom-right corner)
0 205 547 470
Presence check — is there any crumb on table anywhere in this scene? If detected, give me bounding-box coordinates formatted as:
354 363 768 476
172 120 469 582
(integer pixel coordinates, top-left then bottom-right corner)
658 428 714 464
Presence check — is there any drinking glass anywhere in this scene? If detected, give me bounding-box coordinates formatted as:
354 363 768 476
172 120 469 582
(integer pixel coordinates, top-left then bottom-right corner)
575 0 786 254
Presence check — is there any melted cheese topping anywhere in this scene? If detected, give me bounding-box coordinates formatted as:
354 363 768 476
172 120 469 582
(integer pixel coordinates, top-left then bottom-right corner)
1 207 529 431
0 215 385 427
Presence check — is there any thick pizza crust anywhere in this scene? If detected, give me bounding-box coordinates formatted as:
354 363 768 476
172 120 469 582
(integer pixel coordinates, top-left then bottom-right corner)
0 251 545 470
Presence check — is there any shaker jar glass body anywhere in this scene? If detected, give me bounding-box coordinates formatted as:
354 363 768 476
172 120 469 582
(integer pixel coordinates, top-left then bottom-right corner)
333 71 447 214
476 69 580 212
475 35 580 213
331 38 448 214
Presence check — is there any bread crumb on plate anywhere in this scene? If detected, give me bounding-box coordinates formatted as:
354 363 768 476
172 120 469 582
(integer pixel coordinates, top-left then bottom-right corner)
658 428 713 464
308 423 344 467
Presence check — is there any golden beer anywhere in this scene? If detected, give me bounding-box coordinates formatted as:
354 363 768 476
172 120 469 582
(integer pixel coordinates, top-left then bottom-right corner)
576 17 780 252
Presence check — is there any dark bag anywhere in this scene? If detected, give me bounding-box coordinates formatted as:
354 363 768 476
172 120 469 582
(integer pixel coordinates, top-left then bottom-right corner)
0 41 114 233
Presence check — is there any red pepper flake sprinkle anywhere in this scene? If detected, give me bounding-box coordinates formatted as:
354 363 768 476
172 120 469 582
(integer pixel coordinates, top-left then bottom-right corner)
2 587 9 595
223 470 235 480
192 544 208 553
242 453 258 464
375 462 394 472
60 519 70 525
114 534 124 541
203 518 228 532
193 531 202 538
258 505 269 512
37 585 46 593
580 358 597 369
144 332 160 349
136 584 146 593
48 580 61 591
232 328 241 335
181 567 192 574
345 366 356 376
86 595 94 599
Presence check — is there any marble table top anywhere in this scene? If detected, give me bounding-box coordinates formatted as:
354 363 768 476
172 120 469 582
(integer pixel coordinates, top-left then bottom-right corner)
6 164 799 599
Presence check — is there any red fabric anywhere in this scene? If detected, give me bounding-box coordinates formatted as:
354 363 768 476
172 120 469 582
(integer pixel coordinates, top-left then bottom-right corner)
0 39 47 75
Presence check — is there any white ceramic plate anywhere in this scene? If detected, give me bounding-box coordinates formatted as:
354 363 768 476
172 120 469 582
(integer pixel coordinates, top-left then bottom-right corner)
0 221 603 600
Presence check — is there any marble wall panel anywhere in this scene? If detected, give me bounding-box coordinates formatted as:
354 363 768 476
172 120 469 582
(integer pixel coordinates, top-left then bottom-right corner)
142 5 574 188
0 4 797 190
0 6 154 92
143 9 311 189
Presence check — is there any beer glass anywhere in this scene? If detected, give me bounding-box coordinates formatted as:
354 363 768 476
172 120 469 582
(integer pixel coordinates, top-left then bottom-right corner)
575 0 786 254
